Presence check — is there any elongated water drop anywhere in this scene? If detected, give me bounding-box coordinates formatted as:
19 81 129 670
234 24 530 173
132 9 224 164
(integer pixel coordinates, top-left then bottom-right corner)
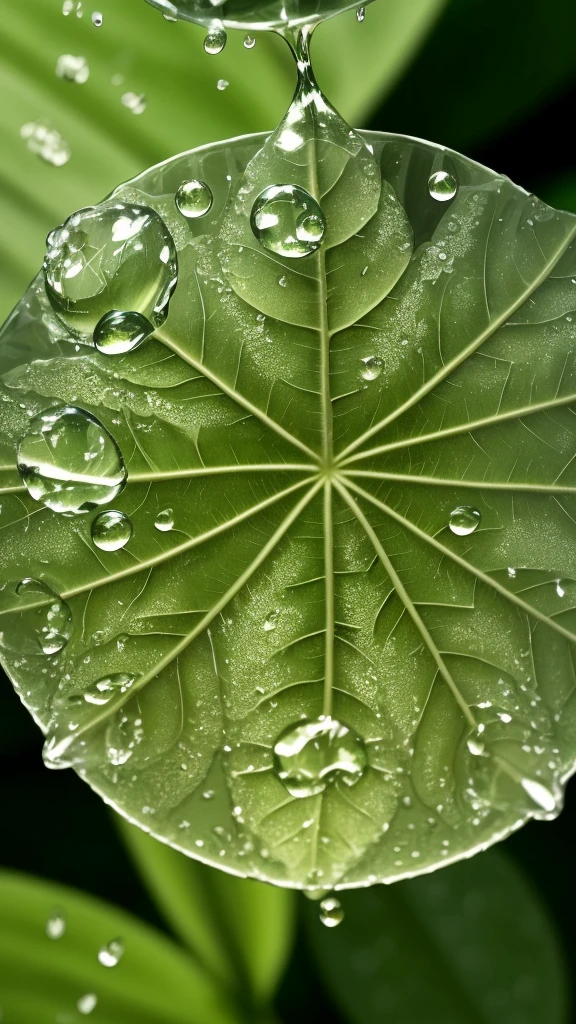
251 184 325 259
356 6 365 21
154 508 174 532
360 355 383 381
204 28 226 54
91 509 132 551
98 938 124 967
319 896 344 928
428 170 458 202
94 310 154 354
0 578 72 656
17 406 126 514
56 54 90 84
448 505 481 536
175 179 213 219
46 908 66 939
77 994 97 1015
274 716 367 798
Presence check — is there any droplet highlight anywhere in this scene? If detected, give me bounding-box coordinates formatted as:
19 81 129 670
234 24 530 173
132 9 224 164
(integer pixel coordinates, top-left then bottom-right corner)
448 505 481 536
98 938 124 967
273 716 367 798
244 34 256 48
251 184 325 259
428 170 458 202
217 78 229 91
319 896 344 928
0 578 72 657
94 310 154 354
46 908 66 939
175 179 213 219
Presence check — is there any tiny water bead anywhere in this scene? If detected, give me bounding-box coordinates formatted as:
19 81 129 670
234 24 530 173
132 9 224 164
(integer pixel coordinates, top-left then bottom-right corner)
20 122 71 167
91 10 103 25
56 54 90 84
46 908 66 939
154 508 174 532
428 170 458 202
204 28 227 54
356 6 365 21
77 994 98 1015
122 91 147 114
0 579 72 657
17 406 126 514
273 716 367 798
217 79 229 91
91 510 133 551
98 938 124 967
243 33 255 48
250 184 326 259
448 505 481 536
83 673 135 706
43 201 177 337
94 309 154 354
175 179 213 219
319 896 344 928
360 355 383 381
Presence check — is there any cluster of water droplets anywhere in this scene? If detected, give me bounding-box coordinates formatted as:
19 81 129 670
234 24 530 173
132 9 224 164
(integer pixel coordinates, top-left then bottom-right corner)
45 907 124 1016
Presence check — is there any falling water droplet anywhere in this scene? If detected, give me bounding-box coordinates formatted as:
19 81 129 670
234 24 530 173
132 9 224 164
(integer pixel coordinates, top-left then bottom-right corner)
0 578 72 656
94 310 154 354
204 28 227 54
91 509 133 551
83 673 135 706
56 54 90 84
154 508 174 532
77 994 97 1015
428 170 458 202
356 6 366 21
17 406 126 514
121 91 147 114
46 908 66 939
98 938 124 967
274 716 367 798
175 179 213 219
217 78 229 91
319 896 344 928
251 184 325 259
448 506 481 536
91 10 103 25
244 33 256 48
20 122 71 166
360 355 383 381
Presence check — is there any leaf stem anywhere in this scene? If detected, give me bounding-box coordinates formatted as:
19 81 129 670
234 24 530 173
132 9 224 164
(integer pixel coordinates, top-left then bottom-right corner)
323 480 335 718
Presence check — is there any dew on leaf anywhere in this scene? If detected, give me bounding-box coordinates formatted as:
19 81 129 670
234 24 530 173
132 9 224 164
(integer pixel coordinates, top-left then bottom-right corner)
122 91 147 114
56 54 90 84
428 170 458 202
175 179 213 219
244 33 256 48
83 673 135 706
154 508 174 532
91 510 133 551
448 505 481 536
98 938 124 967
91 10 103 25
204 28 227 54
217 79 229 91
106 706 144 766
46 908 66 939
274 716 367 798
264 610 279 631
356 6 366 22
251 184 325 259
20 122 71 166
319 896 344 927
360 356 383 381
77 994 97 1015
0 578 72 657
94 309 154 354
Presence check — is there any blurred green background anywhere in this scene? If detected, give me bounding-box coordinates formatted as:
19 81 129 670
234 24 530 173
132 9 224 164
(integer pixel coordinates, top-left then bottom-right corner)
1 0 576 1021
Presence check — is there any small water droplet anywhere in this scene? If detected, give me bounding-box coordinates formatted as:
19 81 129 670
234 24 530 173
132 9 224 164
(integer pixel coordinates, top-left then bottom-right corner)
319 896 344 928
274 716 367 798
175 179 213 219
428 170 458 202
360 356 383 381
356 6 366 22
243 33 256 48
91 10 102 25
46 908 66 939
94 310 154 354
98 938 124 967
264 610 279 631
77 994 97 1015
20 121 71 166
202 789 215 800
91 509 133 551
56 54 90 84
556 579 566 598
121 91 146 114
17 406 126 514
448 505 481 536
204 28 227 54
154 508 174 532
83 673 135 706
0 578 72 656
520 778 558 814
217 78 229 91
251 184 325 259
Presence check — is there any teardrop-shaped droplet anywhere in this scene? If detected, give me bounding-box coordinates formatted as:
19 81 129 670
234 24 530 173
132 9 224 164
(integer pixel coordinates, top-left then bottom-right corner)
154 508 174 532
17 406 126 514
91 509 132 551
273 716 367 798
250 184 325 259
243 33 255 48
448 505 481 536
428 170 458 202
94 310 154 354
356 6 366 22
319 896 344 928
175 179 213 219
46 908 66 939
0 578 72 656
204 28 226 54
360 355 383 381
98 938 124 967
83 673 135 706
43 200 178 337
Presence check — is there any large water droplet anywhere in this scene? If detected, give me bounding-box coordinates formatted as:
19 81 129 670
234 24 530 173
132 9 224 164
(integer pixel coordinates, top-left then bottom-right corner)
204 28 226 54
175 179 213 219
273 716 367 798
154 508 174 532
43 201 177 338
20 121 71 167
319 896 344 928
250 184 325 259
448 505 481 536
428 170 458 202
0 578 72 656
98 938 124 967
94 310 154 354
77 994 97 1015
17 406 126 514
91 509 133 551
46 908 66 939
83 673 135 706
360 356 383 381
56 54 90 84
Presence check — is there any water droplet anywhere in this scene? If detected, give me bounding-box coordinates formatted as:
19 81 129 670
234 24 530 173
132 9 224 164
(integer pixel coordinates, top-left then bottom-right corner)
319 896 344 928
83 673 135 706
273 716 367 798
217 78 229 91
356 6 365 21
428 170 458 202
0 578 72 656
94 310 154 354
448 505 481 536
175 179 213 219
43 201 177 337
520 778 558 814
77 994 97 1015
56 54 90 84
46 908 66 939
98 938 124 967
251 184 325 259
106 705 144 766
244 33 256 48
17 406 126 514
360 356 383 381
154 508 174 532
91 509 133 551
204 28 227 54
556 579 566 598
20 121 71 166
264 610 279 632
121 91 146 114
91 10 103 25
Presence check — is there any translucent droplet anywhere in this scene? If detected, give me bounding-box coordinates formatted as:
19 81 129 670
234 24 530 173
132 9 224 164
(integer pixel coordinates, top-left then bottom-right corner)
520 778 558 814
98 938 124 967
319 896 344 928
154 508 174 532
428 170 458 202
0 578 72 656
204 29 227 54
217 78 229 91
43 201 177 337
46 908 66 939
94 310 154 354
356 6 365 21
273 716 367 798
77 994 97 1015
83 673 135 706
361 356 383 381
20 121 71 166
175 179 213 219
91 509 133 551
56 54 90 84
17 406 126 514
91 10 103 25
264 610 279 632
121 91 146 114
251 184 325 259
106 705 144 766
448 505 481 536
244 34 256 48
